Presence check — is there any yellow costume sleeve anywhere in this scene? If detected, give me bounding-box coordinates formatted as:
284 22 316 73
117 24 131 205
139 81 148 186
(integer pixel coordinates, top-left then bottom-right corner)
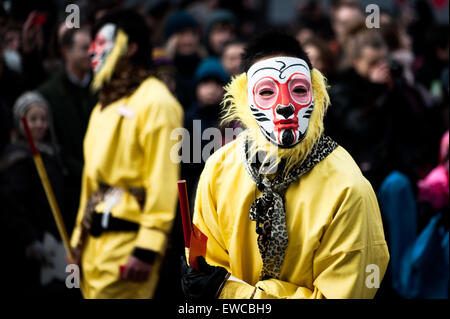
134 97 183 254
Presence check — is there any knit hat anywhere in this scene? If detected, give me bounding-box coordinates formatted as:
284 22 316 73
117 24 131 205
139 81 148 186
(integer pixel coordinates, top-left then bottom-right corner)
12 91 61 158
194 58 230 86
205 9 237 39
13 91 49 130
164 11 199 40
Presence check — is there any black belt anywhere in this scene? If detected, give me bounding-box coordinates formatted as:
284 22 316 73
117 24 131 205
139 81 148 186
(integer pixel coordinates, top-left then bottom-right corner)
89 212 140 237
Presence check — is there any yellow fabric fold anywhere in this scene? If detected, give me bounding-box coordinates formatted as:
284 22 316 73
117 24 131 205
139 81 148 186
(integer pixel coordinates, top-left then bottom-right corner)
192 138 390 299
134 227 167 253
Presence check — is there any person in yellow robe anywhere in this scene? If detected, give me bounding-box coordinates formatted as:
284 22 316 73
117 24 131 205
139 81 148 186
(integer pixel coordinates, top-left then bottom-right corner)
181 30 389 299
69 9 183 299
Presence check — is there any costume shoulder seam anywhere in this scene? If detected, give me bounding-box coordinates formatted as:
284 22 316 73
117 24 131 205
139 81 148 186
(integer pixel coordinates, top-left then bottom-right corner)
133 77 182 113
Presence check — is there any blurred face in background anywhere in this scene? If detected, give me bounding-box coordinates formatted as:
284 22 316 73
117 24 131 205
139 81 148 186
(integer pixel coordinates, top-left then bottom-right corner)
196 78 224 107
332 6 363 44
295 28 314 46
209 22 235 55
25 104 48 142
65 30 92 73
353 45 388 80
2 28 22 72
304 44 324 72
221 42 244 76
176 28 200 56
436 41 449 63
4 28 21 51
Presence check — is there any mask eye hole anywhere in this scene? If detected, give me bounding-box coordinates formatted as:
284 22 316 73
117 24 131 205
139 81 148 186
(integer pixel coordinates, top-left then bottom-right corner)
95 35 107 48
253 77 279 110
292 86 307 94
288 74 312 106
259 89 274 96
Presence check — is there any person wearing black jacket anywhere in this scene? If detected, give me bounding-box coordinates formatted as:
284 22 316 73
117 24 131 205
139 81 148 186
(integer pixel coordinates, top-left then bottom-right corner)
326 29 437 191
0 91 70 298
37 27 97 234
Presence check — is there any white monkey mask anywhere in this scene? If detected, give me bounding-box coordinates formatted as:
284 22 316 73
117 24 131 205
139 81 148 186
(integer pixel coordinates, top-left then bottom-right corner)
247 56 314 148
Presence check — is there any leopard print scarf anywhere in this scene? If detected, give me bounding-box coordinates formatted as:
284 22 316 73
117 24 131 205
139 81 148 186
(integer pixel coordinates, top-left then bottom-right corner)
98 57 153 108
241 134 338 280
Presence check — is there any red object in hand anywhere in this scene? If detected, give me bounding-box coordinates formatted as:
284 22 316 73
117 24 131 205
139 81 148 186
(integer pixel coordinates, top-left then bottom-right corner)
177 180 192 248
177 180 207 270
20 116 39 156
189 224 208 270
119 265 127 278
33 13 47 26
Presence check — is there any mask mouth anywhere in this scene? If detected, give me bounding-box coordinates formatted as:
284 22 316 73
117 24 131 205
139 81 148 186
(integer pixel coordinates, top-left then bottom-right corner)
261 126 301 149
274 119 298 131
91 58 99 70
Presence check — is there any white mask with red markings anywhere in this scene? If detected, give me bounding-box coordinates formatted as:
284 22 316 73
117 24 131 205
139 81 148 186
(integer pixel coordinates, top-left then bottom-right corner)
89 23 117 73
247 56 314 148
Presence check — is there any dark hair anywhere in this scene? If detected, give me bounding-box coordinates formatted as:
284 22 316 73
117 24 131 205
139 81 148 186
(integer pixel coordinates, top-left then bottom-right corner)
346 29 386 60
240 29 312 73
93 9 153 70
60 27 89 49
221 38 246 57
303 37 336 77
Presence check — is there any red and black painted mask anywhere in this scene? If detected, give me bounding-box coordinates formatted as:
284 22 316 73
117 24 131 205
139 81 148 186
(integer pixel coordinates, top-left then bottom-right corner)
247 56 313 148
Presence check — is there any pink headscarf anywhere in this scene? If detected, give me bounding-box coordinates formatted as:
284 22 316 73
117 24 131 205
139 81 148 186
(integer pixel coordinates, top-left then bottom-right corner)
417 131 449 211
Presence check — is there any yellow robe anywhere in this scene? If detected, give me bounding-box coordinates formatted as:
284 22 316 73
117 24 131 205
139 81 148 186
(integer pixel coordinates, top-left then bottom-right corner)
192 136 390 299
70 77 183 298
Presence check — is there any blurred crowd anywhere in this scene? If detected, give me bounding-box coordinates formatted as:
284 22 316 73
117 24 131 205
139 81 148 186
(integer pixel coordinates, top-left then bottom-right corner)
0 0 448 299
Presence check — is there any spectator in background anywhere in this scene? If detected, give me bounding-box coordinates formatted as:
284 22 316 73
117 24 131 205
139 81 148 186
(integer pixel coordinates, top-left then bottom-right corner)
204 9 237 57
303 37 336 82
2 24 22 73
331 2 364 49
20 10 49 90
86 0 122 27
217 0 261 40
292 22 315 47
414 24 449 95
0 26 26 111
164 10 206 110
145 0 173 47
0 10 48 110
37 26 97 234
220 39 245 77
380 19 445 181
418 131 449 214
183 58 229 201
295 0 334 42
152 47 177 95
377 130 449 299
326 29 422 190
0 91 67 298
380 20 414 86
